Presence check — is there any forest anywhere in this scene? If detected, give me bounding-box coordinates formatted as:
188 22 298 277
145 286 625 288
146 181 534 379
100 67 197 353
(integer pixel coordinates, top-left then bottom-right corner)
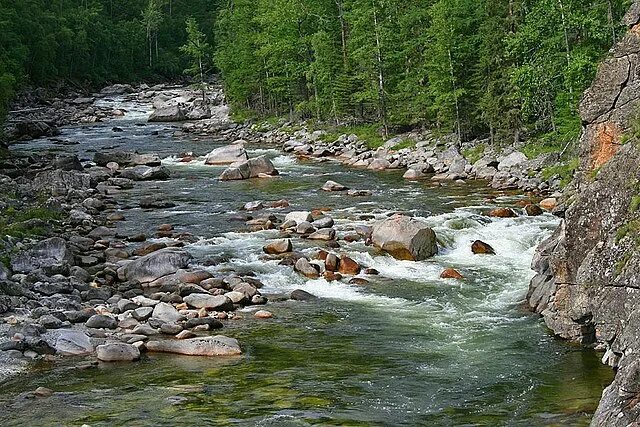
0 0 632 146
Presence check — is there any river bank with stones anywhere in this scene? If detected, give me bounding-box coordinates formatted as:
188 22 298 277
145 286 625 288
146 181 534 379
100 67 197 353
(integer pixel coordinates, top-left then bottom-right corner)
0 84 612 426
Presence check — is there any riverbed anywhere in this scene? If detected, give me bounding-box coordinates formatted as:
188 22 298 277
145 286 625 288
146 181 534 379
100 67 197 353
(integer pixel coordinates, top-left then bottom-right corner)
0 94 613 426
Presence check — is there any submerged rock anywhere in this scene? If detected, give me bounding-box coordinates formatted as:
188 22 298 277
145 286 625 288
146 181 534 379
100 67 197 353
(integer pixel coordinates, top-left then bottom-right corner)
146 336 242 356
371 215 438 261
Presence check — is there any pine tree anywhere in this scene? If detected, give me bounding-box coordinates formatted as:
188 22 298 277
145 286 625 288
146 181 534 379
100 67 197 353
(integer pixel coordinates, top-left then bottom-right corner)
180 17 211 101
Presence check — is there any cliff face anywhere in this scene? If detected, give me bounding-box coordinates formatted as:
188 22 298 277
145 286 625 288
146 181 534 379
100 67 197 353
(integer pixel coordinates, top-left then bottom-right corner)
526 3 640 425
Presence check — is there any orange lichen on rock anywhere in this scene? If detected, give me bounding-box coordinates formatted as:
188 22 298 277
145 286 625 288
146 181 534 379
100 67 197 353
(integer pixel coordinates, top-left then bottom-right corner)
590 121 621 170
631 23 640 37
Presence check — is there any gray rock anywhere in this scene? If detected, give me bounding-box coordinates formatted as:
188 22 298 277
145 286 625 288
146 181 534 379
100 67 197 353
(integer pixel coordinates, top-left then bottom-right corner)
149 105 186 122
219 156 279 180
290 289 317 301
321 180 348 191
44 330 93 355
284 211 313 224
204 142 248 165
146 336 242 356
10 237 73 274
497 151 528 171
85 314 117 329
151 302 184 324
120 165 170 181
371 215 438 261
183 294 233 311
294 258 319 279
117 249 192 283
96 343 140 362
307 228 336 241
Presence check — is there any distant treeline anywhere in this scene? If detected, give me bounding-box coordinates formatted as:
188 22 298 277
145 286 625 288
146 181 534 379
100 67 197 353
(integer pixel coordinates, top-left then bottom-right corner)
215 0 630 143
0 0 217 121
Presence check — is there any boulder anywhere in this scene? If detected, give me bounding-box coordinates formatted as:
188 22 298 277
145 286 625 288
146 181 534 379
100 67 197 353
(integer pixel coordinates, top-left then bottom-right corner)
96 343 140 362
183 293 234 311
85 314 118 329
290 289 318 301
149 106 186 122
338 255 361 275
10 237 73 273
497 151 528 171
471 240 496 255
254 310 273 319
219 156 279 180
540 198 558 211
30 170 91 196
488 207 518 218
525 204 544 216
284 211 313 224
294 258 319 279
403 169 426 180
307 228 336 241
152 302 184 324
263 239 292 255
146 336 242 356
204 142 248 165
440 268 464 279
117 249 192 283
93 152 161 167
43 330 93 355
13 121 59 139
120 165 170 181
371 215 438 261
321 180 348 191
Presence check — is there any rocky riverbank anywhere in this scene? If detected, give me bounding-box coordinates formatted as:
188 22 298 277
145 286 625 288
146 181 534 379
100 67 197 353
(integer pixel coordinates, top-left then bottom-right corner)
526 4 640 426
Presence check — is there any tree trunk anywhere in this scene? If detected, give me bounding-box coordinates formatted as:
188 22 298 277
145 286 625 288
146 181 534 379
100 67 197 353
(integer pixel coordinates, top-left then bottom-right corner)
372 4 388 137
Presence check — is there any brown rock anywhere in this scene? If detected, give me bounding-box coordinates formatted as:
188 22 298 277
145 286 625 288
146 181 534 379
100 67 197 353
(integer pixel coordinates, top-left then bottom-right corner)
488 207 518 218
471 240 496 255
254 310 273 319
338 255 361 275
440 268 464 279
158 224 174 232
524 204 544 216
539 198 558 211
323 271 343 282
134 242 167 257
325 253 340 272
263 239 292 255
349 278 370 285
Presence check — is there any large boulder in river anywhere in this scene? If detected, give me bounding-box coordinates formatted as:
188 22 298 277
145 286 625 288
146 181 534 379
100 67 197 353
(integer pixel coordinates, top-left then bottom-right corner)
120 165 170 181
204 142 249 165
96 343 140 362
146 336 242 356
10 237 73 273
43 330 93 356
117 249 192 283
371 215 438 261
148 105 186 122
219 156 279 180
94 152 161 167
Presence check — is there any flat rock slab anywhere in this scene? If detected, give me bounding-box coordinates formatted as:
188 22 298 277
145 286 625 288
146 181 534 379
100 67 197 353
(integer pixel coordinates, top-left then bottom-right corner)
146 336 242 356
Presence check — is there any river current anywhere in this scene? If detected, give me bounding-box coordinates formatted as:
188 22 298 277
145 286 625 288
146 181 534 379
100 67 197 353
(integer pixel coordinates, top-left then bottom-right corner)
0 95 612 426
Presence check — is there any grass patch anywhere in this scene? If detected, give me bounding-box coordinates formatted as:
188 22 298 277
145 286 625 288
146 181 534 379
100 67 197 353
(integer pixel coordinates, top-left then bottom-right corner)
521 140 563 159
542 158 579 189
616 219 640 244
392 139 416 150
463 144 486 164
631 196 640 213
0 206 62 239
615 252 633 276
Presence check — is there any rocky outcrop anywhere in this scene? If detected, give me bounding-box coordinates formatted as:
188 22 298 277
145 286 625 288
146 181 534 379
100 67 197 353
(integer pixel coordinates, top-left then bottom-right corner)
204 142 248 165
526 5 640 425
116 249 192 284
219 156 279 180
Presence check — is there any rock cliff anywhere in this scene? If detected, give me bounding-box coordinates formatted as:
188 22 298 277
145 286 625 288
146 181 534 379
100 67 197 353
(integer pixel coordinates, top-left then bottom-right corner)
526 3 640 425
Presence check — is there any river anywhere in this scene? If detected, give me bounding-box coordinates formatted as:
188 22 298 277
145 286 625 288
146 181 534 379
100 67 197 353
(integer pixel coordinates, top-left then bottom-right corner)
0 93 612 426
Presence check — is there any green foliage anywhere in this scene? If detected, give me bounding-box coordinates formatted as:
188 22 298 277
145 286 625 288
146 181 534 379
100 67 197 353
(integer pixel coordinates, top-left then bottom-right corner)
180 17 211 97
0 0 221 124
215 0 628 148
463 144 486 164
393 139 417 151
0 205 62 239
542 158 579 188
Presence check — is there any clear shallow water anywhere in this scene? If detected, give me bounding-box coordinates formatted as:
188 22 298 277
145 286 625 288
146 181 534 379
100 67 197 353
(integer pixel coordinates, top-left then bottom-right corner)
2 99 613 426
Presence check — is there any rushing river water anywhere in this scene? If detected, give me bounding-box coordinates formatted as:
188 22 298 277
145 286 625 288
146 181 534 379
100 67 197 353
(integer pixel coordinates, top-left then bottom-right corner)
0 95 613 426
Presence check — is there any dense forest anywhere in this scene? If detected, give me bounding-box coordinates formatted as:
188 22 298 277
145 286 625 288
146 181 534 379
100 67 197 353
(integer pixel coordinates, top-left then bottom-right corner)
0 0 631 146
0 0 217 122
216 0 630 145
